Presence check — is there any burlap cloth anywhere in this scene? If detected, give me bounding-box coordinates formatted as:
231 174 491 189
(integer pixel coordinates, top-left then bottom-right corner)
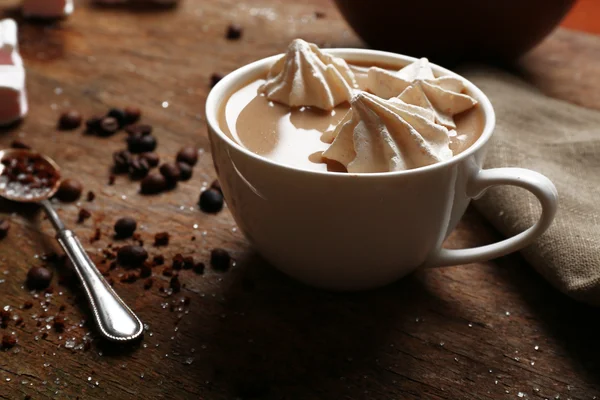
459 67 600 306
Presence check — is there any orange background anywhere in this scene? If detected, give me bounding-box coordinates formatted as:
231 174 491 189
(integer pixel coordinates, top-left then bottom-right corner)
561 0 600 33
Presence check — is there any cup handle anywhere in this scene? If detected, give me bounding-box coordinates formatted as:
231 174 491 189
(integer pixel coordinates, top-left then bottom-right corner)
424 167 558 268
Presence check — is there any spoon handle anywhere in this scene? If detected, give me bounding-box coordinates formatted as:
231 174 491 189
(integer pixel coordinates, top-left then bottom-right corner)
41 200 143 342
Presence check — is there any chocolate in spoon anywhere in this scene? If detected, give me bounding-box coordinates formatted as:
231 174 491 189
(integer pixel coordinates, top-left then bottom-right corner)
0 149 143 342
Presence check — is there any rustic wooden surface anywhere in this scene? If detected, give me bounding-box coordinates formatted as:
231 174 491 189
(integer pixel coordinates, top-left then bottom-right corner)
0 0 599 399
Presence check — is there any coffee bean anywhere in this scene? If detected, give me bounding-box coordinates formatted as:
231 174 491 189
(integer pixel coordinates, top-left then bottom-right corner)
140 262 152 278
58 110 83 130
124 106 142 124
10 140 30 149
112 150 132 173
1 334 16 349
210 248 231 271
27 266 53 290
169 275 181 293
125 124 152 136
159 163 180 185
153 254 165 266
199 188 223 213
117 245 148 267
176 147 198 166
140 173 166 194
127 134 157 153
154 232 170 246
0 219 9 239
193 262 205 275
182 256 194 270
114 217 137 238
210 73 223 88
86 191 95 202
226 23 243 40
56 179 83 202
141 152 160 168
177 162 193 181
128 157 150 180
77 208 91 223
85 115 103 133
210 179 222 194
107 108 127 128
98 116 119 136
172 254 184 270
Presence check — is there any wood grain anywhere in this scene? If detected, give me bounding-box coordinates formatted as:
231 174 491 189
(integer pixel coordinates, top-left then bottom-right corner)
0 1 599 399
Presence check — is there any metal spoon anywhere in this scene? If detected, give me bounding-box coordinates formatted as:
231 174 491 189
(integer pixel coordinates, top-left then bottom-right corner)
0 149 143 342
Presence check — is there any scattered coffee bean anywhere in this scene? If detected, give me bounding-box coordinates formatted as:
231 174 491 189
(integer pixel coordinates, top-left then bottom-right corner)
58 110 83 130
199 188 223 213
26 266 53 290
0 310 10 328
125 124 152 136
128 157 150 180
107 108 127 128
124 106 141 124
113 149 132 173
210 179 222 194
59 304 66 312
183 256 194 269
99 116 120 136
117 245 148 267
315 10 326 18
108 174 116 185
176 147 198 166
85 115 103 133
226 23 243 40
1 334 16 349
140 173 166 194
177 162 193 181
169 275 181 293
141 152 160 168
23 300 33 309
127 134 157 153
210 73 223 88
154 232 170 246
193 262 205 275
0 219 9 239
159 163 180 185
86 191 95 202
210 248 231 271
143 277 153 290
172 254 184 270
153 254 165 266
77 208 92 223
114 217 137 238
10 140 30 149
53 315 65 332
55 179 83 202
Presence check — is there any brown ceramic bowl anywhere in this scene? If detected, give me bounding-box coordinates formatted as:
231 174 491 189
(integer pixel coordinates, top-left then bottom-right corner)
334 0 575 63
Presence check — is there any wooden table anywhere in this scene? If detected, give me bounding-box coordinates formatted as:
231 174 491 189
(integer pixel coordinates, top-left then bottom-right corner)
1 1 599 399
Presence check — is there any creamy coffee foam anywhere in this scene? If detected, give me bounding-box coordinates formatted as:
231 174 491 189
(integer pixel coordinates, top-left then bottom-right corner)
258 39 358 111
219 54 484 173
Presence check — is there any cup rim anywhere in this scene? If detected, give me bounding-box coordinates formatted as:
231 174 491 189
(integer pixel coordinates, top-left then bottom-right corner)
205 48 496 178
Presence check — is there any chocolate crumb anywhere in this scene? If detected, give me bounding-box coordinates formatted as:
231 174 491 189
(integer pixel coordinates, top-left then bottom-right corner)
315 10 326 19
154 232 170 247
41 331 48 339
140 262 152 278
143 278 153 290
152 254 165 266
0 310 10 328
117 245 148 267
58 110 83 130
10 140 30 149
140 173 166 194
53 315 65 332
162 267 174 277
114 217 137 238
191 236 196 241
23 300 33 309
120 272 139 283
1 334 17 349
182 256 194 270
86 191 96 202
90 228 101 243
210 73 223 88
169 275 181 293
26 266 53 290
172 254 184 270
77 208 92 224
226 23 243 40
108 174 116 185
176 147 199 166
124 106 142 125
14 316 23 326
0 219 10 239
56 179 83 202
59 305 66 312
210 248 231 271
193 262 205 275
199 188 224 213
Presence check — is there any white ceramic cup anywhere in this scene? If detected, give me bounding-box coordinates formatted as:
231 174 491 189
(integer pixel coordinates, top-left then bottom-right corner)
205 49 558 291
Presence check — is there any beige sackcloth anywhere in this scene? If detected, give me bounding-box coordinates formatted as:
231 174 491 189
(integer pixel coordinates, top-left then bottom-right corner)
458 67 600 306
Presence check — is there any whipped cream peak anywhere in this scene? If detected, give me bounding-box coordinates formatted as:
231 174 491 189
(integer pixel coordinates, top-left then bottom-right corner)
322 91 453 173
258 39 358 111
367 58 477 128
